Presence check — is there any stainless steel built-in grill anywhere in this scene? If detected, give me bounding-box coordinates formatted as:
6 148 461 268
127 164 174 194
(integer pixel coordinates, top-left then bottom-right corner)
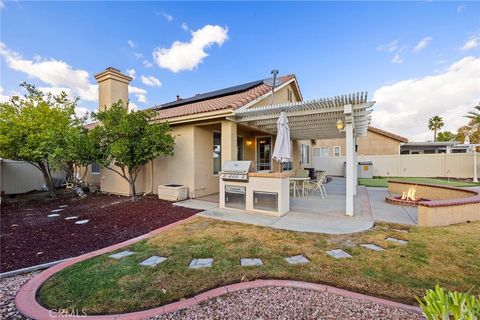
220 160 252 182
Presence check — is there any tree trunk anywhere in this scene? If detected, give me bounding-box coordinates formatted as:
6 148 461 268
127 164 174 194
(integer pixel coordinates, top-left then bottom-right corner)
38 161 56 197
434 129 437 142
129 169 138 201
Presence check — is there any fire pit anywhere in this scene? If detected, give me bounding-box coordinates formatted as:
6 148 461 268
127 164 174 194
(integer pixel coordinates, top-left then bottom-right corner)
385 186 430 207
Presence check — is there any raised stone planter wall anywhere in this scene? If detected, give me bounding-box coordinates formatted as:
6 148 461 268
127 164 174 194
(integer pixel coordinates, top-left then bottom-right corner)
387 180 480 227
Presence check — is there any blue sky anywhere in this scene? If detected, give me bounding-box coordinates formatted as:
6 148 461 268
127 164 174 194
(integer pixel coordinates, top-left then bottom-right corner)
1 1 479 140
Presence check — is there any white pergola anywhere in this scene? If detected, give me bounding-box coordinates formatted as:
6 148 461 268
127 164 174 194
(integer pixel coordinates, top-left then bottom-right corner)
234 92 375 216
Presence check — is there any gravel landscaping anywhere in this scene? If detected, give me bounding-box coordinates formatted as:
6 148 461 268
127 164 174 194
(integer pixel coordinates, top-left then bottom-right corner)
0 272 36 320
152 287 424 320
1 194 199 272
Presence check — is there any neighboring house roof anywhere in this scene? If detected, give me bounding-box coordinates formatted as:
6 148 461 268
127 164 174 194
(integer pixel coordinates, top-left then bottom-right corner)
368 126 408 143
402 141 459 147
150 75 297 120
84 122 100 130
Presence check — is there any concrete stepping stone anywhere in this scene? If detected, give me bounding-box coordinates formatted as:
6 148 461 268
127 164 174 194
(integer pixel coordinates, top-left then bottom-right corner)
109 250 135 259
285 255 310 265
386 237 408 245
326 249 352 259
240 258 263 266
75 219 89 225
59 205 68 208
65 216 79 220
360 243 385 252
51 209 64 213
189 258 213 269
139 256 167 267
391 228 409 233
47 214 60 218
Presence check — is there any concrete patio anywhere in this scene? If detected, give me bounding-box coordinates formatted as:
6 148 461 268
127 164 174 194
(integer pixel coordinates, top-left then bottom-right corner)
177 177 418 234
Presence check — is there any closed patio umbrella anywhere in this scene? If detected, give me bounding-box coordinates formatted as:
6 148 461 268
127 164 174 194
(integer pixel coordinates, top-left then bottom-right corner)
272 111 291 171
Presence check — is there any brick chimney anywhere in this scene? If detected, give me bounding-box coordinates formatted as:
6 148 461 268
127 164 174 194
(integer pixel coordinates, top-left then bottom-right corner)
94 67 132 111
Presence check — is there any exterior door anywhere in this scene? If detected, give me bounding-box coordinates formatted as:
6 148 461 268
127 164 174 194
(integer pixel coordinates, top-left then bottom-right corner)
256 137 272 171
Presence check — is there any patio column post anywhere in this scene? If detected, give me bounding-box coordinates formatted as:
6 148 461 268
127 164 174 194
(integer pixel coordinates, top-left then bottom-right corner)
353 135 357 196
221 120 238 170
344 104 354 216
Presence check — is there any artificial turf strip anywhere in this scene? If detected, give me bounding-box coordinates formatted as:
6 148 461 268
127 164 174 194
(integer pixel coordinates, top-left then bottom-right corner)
38 217 480 315
358 177 480 188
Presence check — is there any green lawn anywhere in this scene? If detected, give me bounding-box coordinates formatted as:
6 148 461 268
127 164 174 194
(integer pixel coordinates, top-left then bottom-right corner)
38 217 480 315
358 177 480 188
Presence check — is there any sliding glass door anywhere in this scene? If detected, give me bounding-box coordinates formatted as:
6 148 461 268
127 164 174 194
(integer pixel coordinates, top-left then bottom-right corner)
256 136 271 171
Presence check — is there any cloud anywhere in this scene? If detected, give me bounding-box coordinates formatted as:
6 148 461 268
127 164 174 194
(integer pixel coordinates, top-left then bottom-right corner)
181 22 189 31
128 102 139 112
372 56 480 141
129 86 147 104
0 86 10 103
392 54 403 64
153 25 229 72
126 68 136 79
377 40 399 52
141 75 162 87
75 106 90 119
133 52 144 60
0 42 98 101
161 12 173 22
457 4 466 12
38 86 72 96
461 35 479 51
142 60 153 68
128 40 136 48
0 1 4 9
412 36 432 53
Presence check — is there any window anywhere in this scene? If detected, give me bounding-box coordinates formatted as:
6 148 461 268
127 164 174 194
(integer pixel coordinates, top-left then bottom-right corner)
213 131 221 174
313 147 329 158
300 144 310 164
333 146 341 157
287 89 293 102
91 162 101 174
282 161 293 171
237 136 244 160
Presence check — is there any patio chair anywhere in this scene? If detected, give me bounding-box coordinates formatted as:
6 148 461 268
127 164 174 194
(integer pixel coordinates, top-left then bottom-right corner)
295 169 309 178
304 171 327 199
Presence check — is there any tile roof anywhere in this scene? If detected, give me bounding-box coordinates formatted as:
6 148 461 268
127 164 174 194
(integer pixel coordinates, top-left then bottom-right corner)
368 126 408 142
150 75 296 120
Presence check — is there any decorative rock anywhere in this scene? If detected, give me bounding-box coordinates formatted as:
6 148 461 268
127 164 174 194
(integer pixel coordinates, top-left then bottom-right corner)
139 256 167 267
109 250 135 259
285 255 310 265
391 228 409 233
240 258 263 266
51 209 64 213
386 237 408 245
75 219 89 225
65 216 79 220
47 214 60 218
360 244 385 251
189 258 213 269
326 249 352 259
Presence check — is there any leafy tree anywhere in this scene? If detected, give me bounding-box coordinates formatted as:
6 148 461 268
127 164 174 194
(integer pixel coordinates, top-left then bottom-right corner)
92 101 175 200
0 83 83 197
456 120 480 144
50 126 99 189
428 115 444 142
436 131 456 142
465 102 480 126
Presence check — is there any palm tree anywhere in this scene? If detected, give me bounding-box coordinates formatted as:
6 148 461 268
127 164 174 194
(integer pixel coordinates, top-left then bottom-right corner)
465 102 480 125
428 115 444 142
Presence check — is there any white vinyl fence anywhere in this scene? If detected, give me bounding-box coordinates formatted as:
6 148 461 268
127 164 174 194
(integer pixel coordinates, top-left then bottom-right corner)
0 159 45 194
312 153 479 179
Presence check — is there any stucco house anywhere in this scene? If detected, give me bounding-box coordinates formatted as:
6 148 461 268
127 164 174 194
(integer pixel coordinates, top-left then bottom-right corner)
84 67 309 198
312 126 408 158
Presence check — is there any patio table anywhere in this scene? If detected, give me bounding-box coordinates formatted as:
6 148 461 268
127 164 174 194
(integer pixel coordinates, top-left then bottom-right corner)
289 177 310 197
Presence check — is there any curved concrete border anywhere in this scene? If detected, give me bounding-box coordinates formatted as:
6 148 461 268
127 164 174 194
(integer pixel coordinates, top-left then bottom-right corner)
16 215 421 319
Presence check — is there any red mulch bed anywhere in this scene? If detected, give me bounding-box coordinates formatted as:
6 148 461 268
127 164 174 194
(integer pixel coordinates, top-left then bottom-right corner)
0 193 199 272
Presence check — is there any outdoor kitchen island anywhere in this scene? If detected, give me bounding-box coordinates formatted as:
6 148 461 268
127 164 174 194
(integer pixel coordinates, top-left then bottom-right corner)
220 162 292 216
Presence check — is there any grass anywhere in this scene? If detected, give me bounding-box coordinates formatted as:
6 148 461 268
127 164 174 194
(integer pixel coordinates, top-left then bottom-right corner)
358 177 480 188
37 217 480 315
